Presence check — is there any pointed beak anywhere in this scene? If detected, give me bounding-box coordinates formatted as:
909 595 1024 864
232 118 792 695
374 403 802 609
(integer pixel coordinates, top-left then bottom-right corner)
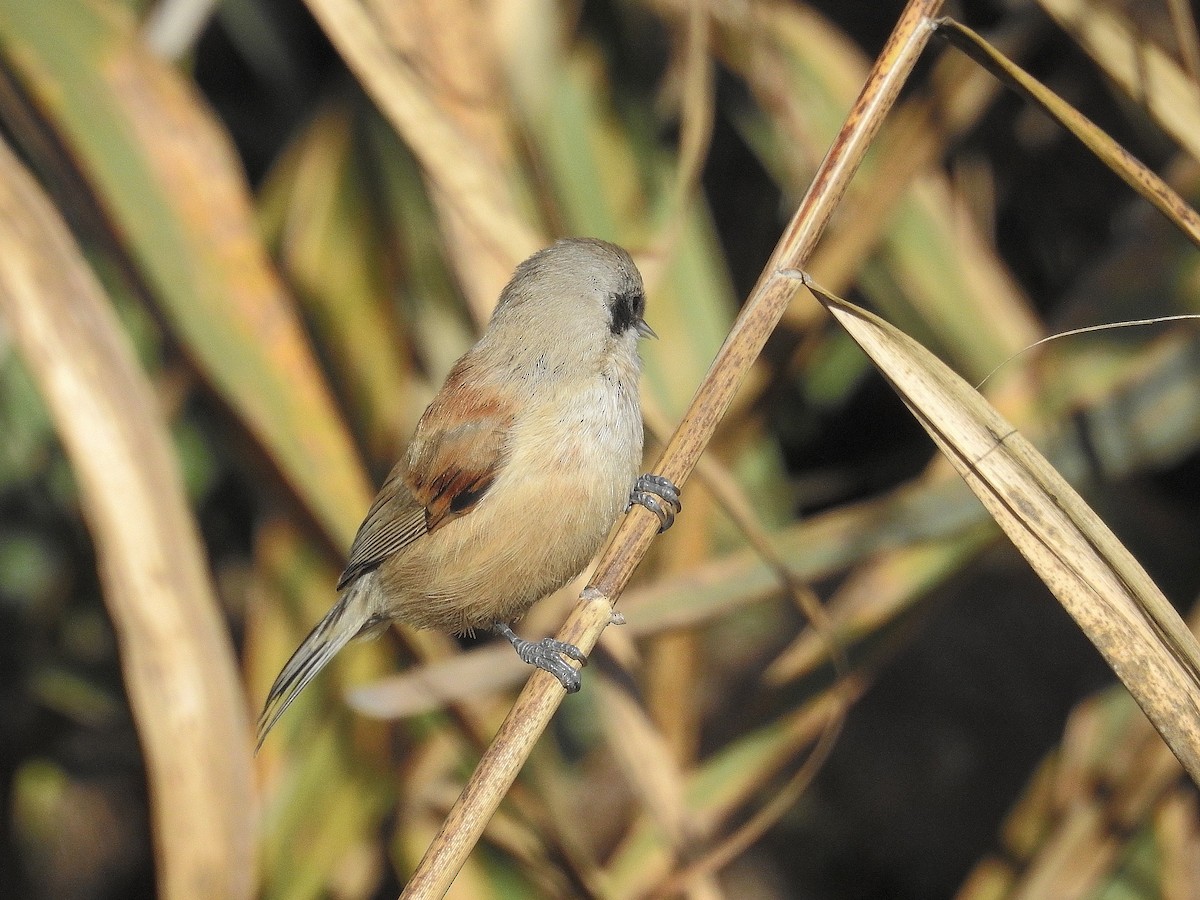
636 318 658 339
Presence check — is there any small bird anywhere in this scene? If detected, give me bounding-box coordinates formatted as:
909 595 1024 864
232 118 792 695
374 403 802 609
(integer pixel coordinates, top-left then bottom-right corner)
257 238 680 747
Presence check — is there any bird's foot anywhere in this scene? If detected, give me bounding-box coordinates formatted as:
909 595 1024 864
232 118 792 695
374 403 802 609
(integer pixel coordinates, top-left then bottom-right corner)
627 473 682 533
494 622 587 693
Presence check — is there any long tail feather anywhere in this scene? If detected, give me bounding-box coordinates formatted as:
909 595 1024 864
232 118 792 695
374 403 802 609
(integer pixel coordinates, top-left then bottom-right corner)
256 576 374 750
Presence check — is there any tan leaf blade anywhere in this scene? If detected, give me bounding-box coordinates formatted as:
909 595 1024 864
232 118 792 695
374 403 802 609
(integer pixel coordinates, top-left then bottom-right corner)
300 0 540 300
0 135 255 898
935 17 1200 251
1036 0 1200 164
0 0 373 548
806 278 1200 784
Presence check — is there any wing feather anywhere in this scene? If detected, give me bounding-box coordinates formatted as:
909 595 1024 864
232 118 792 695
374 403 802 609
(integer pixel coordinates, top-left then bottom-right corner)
336 361 514 589
337 466 427 589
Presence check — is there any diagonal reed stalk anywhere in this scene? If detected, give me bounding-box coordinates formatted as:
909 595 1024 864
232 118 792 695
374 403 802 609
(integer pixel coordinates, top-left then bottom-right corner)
398 1 947 895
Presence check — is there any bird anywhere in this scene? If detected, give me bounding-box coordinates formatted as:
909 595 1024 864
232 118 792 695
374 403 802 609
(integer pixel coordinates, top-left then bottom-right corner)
257 238 680 747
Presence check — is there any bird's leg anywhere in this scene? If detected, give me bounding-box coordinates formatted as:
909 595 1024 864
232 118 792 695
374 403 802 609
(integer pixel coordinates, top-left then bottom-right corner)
493 622 587 693
627 473 682 533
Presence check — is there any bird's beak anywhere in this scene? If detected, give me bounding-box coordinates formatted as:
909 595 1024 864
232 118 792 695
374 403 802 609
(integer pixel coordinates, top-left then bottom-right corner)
636 318 658 339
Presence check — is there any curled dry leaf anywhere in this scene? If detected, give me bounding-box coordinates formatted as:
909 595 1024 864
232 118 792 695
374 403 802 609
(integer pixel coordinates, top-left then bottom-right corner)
806 278 1200 785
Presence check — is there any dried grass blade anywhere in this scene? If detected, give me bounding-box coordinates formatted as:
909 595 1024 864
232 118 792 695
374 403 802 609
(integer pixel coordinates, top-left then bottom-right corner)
1166 0 1200 87
1036 0 1200 164
805 278 1200 785
0 0 375 549
0 136 255 898
300 0 539 298
598 681 696 868
935 17 1200 251
958 610 1200 897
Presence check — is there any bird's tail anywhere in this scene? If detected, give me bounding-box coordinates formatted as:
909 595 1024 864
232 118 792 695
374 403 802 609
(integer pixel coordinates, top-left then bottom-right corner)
256 574 377 750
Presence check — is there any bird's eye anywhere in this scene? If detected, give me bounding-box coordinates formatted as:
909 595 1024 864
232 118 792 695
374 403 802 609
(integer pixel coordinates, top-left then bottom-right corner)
608 290 645 336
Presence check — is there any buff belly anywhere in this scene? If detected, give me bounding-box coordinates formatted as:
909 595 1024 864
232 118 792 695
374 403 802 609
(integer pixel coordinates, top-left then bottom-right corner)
374 382 641 633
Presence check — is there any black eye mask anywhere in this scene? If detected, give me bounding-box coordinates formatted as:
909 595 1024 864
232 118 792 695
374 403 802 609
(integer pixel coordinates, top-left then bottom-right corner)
608 289 646 336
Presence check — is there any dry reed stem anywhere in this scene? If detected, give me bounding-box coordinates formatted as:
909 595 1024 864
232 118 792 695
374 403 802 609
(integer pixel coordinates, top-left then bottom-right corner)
641 0 715 287
801 49 1000 305
0 136 256 898
399 1 946 895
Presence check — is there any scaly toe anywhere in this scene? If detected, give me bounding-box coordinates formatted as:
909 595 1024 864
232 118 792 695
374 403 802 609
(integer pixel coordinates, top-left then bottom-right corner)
495 623 586 692
628 473 682 533
637 474 681 510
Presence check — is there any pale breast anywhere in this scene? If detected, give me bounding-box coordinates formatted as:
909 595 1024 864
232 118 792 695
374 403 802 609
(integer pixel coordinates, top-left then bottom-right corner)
377 371 643 633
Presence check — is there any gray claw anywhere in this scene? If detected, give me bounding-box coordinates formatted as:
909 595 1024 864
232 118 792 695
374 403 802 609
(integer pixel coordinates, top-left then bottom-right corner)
627 473 682 533
494 623 586 693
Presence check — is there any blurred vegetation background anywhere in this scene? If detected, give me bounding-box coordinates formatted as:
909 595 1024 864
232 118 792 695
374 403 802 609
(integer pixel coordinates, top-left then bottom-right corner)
2 0 1200 897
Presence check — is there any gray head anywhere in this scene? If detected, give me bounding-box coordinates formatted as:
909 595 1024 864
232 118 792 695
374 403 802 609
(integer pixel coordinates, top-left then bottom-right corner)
488 239 653 353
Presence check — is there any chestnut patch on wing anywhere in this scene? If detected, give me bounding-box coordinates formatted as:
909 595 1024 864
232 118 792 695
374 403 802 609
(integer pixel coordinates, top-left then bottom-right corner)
423 468 497 530
449 479 493 513
405 366 513 534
